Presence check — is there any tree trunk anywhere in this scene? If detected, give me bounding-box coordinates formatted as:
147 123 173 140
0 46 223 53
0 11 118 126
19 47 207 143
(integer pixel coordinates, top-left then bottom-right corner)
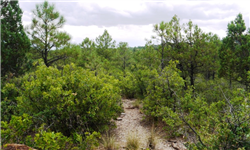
44 50 49 67
190 63 195 93
161 37 165 71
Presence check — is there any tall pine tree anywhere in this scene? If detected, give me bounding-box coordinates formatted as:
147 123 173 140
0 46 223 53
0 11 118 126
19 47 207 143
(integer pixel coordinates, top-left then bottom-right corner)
1 0 30 76
219 13 250 90
95 29 116 60
26 1 71 67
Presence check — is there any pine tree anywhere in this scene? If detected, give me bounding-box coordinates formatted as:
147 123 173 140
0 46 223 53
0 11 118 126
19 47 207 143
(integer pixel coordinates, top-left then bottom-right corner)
95 29 116 60
116 42 132 75
26 1 71 67
219 13 250 89
1 0 30 76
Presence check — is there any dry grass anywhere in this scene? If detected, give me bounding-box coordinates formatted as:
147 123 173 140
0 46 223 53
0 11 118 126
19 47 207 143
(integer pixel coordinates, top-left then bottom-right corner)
100 132 117 150
132 99 141 109
126 132 140 150
147 123 159 150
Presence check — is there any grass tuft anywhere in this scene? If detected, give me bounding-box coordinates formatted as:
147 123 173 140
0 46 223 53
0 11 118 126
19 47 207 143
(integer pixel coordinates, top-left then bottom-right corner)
126 132 140 150
100 131 117 150
132 99 141 109
147 123 158 149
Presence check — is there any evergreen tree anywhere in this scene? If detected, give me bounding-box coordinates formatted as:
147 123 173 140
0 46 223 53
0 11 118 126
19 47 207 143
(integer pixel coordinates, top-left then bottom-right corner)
152 21 170 71
1 0 30 76
115 42 132 75
95 29 116 60
181 21 220 87
219 13 250 89
26 1 71 67
79 37 101 74
151 15 221 89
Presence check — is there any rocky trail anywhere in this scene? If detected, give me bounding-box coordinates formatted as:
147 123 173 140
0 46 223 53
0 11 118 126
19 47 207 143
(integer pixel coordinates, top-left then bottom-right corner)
111 99 186 150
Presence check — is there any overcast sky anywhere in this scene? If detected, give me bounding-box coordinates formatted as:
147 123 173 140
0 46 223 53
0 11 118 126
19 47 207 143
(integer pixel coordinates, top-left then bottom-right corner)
19 0 249 47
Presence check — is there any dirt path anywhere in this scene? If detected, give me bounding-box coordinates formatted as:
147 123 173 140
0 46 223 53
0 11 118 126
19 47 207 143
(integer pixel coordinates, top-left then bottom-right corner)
113 99 176 150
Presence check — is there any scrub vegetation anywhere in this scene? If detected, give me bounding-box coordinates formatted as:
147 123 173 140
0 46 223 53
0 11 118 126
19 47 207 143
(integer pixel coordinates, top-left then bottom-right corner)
1 0 250 149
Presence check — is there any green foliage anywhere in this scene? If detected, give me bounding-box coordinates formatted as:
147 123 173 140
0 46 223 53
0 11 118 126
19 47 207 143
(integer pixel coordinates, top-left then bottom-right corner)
143 60 184 118
181 21 220 87
211 88 250 149
114 42 133 74
156 85 250 149
95 29 116 60
132 65 156 98
133 42 160 70
78 38 102 75
210 89 249 149
1 76 26 121
1 114 99 150
151 15 221 89
118 71 137 98
80 131 101 150
152 21 170 70
2 4 250 149
51 43 82 68
1 89 18 122
16 63 122 136
1 114 33 144
32 124 74 150
195 75 232 103
1 0 31 76
160 106 183 137
219 13 250 89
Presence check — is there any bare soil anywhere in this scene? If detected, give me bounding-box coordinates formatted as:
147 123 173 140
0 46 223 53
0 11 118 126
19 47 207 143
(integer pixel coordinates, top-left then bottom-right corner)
112 99 186 150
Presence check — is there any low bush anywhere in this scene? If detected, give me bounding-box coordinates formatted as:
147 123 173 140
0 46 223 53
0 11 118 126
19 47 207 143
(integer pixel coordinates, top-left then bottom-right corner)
16 63 122 136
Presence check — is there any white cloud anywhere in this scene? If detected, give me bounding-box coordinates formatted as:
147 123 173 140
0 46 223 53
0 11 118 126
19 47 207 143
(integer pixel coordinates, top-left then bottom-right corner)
63 24 154 46
19 1 250 46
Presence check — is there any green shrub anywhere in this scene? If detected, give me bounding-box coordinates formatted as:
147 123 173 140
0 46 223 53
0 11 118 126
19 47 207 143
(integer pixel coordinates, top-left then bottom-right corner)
143 60 184 118
118 71 137 98
132 64 155 99
179 88 250 149
32 124 74 150
1 76 25 121
1 114 33 144
16 63 122 136
1 113 101 149
70 131 101 150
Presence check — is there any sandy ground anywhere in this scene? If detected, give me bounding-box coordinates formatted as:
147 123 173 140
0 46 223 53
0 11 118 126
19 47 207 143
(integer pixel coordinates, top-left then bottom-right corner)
112 99 177 150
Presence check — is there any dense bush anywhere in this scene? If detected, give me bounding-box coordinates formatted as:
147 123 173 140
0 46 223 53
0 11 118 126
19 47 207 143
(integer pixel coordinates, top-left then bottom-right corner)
5 63 122 137
1 114 101 150
2 6 250 149
117 65 155 99
132 65 155 99
1 114 33 144
148 86 250 149
160 87 250 149
141 60 250 149
143 60 184 118
1 76 25 121
118 71 137 98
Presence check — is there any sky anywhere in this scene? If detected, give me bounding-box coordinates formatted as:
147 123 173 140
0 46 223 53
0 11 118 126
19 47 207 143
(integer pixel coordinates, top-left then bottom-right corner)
19 0 249 47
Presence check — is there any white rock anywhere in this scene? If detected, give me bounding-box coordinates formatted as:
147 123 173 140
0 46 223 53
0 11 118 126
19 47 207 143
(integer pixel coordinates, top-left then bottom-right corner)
116 118 122 121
